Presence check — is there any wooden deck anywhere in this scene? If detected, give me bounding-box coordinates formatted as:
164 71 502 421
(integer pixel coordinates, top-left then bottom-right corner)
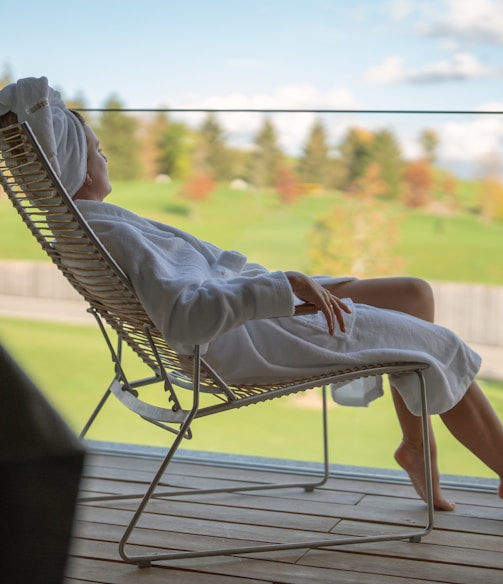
66 443 503 584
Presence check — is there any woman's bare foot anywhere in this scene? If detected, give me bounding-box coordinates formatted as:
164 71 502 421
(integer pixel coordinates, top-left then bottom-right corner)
394 440 455 511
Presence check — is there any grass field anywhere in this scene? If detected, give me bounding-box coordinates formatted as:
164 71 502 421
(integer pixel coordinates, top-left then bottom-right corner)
1 180 502 282
1 316 502 479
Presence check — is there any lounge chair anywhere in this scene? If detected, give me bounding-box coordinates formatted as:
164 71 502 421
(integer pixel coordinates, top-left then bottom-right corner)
0 120 434 567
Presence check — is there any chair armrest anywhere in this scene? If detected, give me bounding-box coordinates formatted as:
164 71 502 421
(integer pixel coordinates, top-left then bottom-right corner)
294 302 318 315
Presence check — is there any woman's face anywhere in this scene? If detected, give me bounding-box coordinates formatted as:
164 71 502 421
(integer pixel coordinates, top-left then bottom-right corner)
73 125 112 201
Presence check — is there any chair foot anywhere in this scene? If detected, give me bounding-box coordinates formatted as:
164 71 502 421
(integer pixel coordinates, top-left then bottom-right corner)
138 560 152 568
409 535 422 543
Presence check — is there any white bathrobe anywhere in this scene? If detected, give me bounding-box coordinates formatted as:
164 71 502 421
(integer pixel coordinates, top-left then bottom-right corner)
75 199 481 416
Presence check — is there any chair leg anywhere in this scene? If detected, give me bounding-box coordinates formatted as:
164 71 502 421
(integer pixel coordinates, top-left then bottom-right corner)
305 384 330 492
409 367 435 542
79 383 113 440
79 310 129 439
114 369 434 567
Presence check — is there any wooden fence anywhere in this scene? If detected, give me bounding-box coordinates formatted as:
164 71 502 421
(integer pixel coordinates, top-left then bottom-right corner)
0 260 502 347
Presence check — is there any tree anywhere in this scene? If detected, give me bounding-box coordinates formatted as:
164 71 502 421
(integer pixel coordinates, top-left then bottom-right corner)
479 178 503 221
275 164 301 203
96 95 140 181
297 119 331 189
478 152 503 221
419 129 439 165
178 174 216 202
402 160 433 208
192 112 229 181
309 163 403 278
138 112 166 179
247 117 283 190
337 127 374 191
369 129 403 200
156 115 190 180
350 162 387 200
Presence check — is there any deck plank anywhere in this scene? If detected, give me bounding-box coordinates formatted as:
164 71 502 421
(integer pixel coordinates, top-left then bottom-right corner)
65 445 503 583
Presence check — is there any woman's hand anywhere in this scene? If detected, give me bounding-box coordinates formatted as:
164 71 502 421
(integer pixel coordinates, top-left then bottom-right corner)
285 271 351 335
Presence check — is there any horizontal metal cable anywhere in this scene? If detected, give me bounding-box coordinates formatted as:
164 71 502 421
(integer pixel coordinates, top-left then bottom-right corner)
77 107 503 115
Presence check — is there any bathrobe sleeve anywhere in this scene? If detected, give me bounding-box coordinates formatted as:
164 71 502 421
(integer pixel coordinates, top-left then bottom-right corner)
76 200 295 353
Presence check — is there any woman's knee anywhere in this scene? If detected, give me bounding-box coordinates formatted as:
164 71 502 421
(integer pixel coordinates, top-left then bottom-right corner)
402 277 435 321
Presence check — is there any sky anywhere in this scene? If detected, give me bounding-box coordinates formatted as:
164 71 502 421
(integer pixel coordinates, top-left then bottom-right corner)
3 0 503 173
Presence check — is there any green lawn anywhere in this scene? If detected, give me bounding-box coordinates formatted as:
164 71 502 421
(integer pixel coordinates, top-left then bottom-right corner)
2 181 502 282
397 210 503 283
1 316 502 479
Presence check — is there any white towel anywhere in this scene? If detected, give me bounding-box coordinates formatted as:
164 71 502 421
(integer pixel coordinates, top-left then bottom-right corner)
331 376 384 407
0 76 87 197
74 199 296 355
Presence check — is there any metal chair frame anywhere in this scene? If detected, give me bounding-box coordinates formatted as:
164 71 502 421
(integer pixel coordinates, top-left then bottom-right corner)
0 121 434 567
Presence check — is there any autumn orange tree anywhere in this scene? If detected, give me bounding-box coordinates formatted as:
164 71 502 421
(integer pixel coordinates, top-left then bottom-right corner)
178 174 216 202
275 164 301 203
402 159 433 208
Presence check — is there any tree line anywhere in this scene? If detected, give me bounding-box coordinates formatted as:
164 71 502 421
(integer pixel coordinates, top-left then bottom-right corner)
76 95 499 221
1 68 501 221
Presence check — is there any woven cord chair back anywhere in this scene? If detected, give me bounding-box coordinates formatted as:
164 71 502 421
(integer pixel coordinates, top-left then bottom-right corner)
0 122 197 382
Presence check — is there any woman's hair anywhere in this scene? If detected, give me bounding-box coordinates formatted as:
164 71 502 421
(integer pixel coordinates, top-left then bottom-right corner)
70 109 86 125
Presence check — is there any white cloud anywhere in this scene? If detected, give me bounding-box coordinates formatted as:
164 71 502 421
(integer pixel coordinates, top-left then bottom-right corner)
423 0 503 44
364 52 500 84
171 84 359 154
398 109 503 171
364 56 405 84
438 116 503 163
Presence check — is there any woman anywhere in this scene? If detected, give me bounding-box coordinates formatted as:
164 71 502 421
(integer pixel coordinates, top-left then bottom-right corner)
2 77 502 509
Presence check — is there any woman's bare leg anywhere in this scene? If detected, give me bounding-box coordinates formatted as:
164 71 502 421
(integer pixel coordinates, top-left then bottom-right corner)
391 388 455 510
440 381 503 498
324 276 456 509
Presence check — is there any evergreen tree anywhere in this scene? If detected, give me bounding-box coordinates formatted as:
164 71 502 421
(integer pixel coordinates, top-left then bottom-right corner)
248 117 283 189
154 112 189 179
370 129 403 200
193 112 229 181
337 128 374 191
297 118 331 188
96 95 140 181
